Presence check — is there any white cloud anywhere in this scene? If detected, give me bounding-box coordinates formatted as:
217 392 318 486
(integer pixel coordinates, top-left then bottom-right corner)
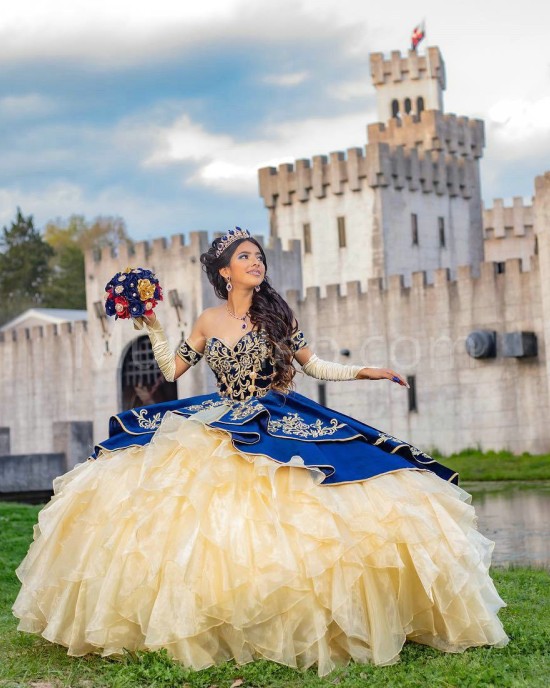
144 115 233 166
0 94 58 118
0 0 358 67
142 109 376 194
0 0 245 63
0 182 86 227
263 71 309 87
486 97 550 160
488 97 550 138
331 77 373 101
0 180 184 240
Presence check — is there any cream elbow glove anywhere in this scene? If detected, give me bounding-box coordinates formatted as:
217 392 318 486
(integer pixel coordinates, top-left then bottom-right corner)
134 317 176 382
301 353 368 381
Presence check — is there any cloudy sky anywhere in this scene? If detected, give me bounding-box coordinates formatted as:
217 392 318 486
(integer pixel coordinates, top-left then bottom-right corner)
1 0 549 240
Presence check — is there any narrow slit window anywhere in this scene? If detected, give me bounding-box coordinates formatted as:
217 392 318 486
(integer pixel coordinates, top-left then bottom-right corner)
407 375 417 412
303 223 312 254
391 99 400 119
411 213 419 245
438 216 446 247
337 217 346 248
318 383 327 406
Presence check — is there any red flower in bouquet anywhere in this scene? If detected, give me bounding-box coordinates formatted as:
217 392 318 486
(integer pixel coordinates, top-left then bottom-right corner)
143 299 157 318
114 296 130 319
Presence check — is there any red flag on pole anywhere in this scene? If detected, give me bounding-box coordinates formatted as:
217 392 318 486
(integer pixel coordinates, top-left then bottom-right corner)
411 21 426 51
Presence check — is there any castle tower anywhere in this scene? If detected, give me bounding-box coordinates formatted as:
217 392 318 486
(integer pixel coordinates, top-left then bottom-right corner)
370 47 446 123
258 45 486 294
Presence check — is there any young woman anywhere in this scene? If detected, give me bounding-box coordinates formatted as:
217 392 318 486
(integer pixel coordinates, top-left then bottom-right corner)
13 227 508 676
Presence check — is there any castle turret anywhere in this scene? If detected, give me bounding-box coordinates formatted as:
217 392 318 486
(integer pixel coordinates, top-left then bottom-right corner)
370 47 446 123
258 46 486 293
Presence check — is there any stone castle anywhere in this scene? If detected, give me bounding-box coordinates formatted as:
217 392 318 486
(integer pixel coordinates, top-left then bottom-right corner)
1 45 549 480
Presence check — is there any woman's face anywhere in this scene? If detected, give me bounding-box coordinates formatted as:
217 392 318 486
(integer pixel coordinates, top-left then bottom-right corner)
221 240 265 288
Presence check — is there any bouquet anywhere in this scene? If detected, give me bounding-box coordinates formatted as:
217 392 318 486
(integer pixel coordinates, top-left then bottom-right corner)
104 267 163 320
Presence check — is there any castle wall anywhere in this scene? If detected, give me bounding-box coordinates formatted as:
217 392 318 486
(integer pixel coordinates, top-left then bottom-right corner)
533 172 550 405
376 174 479 284
0 322 94 455
288 256 548 455
484 197 536 269
260 137 485 291
269 176 378 294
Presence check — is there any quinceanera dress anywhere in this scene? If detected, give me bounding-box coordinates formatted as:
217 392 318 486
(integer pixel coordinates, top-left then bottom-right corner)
13 328 509 676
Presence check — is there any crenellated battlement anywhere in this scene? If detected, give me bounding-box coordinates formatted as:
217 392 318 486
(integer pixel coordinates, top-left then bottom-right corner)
259 141 479 208
370 47 446 89
283 257 537 307
367 110 485 160
483 197 534 239
0 320 88 345
88 231 201 270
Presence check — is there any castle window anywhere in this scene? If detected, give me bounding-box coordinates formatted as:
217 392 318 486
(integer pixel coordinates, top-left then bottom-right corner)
417 96 425 115
495 262 506 274
407 375 417 412
438 217 446 247
303 223 312 254
404 97 412 114
391 99 400 119
411 213 419 245
337 216 347 248
318 383 327 406
121 336 178 411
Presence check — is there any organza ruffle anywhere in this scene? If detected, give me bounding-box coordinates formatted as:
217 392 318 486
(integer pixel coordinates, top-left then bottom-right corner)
13 410 509 676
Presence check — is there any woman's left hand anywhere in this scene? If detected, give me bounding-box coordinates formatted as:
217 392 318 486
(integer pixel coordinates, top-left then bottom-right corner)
357 367 410 387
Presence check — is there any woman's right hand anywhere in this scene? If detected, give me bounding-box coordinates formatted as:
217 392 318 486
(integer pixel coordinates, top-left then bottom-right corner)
143 312 157 325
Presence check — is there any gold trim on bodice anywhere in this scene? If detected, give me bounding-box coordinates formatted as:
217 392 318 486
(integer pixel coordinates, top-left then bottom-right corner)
203 328 308 402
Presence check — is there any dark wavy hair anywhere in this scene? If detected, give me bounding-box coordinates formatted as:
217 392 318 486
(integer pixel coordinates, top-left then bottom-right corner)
200 235 299 391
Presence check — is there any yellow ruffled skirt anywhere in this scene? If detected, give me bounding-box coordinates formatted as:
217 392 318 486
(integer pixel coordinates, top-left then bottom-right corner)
13 407 509 676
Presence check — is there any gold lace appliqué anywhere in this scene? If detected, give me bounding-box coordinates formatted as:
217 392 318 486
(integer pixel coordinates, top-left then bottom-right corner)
224 401 264 421
205 330 278 402
268 412 345 438
131 408 162 430
184 399 227 412
176 339 203 366
290 330 307 353
374 432 433 462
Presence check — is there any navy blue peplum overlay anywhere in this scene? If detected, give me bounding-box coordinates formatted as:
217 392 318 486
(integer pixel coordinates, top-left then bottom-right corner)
92 389 457 486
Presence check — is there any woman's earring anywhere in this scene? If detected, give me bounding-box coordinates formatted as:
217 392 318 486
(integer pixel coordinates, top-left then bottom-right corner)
226 276 232 292
254 283 261 292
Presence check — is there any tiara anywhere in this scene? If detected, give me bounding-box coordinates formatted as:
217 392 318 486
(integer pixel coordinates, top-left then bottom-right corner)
215 226 251 258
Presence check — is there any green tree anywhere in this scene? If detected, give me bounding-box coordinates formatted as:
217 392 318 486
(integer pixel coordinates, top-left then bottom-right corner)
0 209 54 325
42 214 132 310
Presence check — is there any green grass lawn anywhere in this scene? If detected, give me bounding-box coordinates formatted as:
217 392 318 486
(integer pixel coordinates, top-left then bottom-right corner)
1 501 549 688
435 449 550 481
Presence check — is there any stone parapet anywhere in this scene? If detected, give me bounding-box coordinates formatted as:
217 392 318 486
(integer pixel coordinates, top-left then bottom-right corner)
484 197 534 238
284 257 537 305
370 47 446 89
367 110 485 159
259 142 478 208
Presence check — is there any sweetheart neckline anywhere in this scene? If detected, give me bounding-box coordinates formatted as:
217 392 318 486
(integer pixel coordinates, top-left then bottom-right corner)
206 330 261 352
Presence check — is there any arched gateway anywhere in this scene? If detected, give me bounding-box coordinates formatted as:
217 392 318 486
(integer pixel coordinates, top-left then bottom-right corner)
120 335 178 411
